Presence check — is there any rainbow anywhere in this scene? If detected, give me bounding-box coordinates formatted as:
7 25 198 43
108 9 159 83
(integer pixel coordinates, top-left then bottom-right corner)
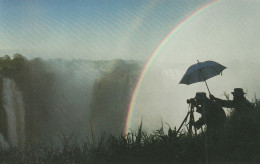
124 0 221 135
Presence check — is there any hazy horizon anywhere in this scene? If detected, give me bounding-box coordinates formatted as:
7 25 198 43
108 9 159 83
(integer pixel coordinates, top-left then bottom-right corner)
0 0 259 133
131 0 260 132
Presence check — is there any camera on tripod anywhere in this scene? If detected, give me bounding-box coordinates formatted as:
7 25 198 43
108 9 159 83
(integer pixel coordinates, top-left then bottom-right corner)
177 97 198 136
177 92 208 135
187 98 196 105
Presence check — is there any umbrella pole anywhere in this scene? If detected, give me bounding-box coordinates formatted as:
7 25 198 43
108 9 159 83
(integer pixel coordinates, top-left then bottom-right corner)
197 60 211 95
203 79 211 95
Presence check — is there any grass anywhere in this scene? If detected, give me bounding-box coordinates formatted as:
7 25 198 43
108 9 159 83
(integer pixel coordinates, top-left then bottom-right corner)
0 101 260 163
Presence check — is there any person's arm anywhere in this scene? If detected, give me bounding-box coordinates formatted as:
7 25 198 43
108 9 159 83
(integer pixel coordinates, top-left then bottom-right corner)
195 105 203 114
210 94 234 108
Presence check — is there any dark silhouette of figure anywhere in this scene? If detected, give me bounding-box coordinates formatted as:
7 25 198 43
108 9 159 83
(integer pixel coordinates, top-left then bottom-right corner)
210 88 253 116
193 92 226 135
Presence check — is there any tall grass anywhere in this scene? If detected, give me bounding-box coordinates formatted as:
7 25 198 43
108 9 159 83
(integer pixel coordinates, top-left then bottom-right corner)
0 103 260 163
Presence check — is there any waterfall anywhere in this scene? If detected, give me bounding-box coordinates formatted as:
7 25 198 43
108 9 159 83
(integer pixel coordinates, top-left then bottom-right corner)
2 78 25 148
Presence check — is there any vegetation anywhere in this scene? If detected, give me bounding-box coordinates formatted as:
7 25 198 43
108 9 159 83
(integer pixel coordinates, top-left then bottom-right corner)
0 55 56 143
0 102 258 163
0 54 142 145
0 54 259 163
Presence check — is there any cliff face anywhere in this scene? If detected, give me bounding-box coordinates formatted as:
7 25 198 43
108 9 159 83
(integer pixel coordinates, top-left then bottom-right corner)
0 55 142 145
90 59 142 135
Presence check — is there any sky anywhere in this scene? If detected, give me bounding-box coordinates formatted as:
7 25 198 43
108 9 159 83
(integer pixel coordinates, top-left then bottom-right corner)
130 0 260 132
1 0 259 133
0 0 213 60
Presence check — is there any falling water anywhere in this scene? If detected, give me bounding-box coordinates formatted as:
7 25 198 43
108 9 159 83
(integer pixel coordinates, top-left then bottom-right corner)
0 133 9 149
2 78 25 147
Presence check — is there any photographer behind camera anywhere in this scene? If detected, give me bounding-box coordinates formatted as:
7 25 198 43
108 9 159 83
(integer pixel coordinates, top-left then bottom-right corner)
191 92 226 136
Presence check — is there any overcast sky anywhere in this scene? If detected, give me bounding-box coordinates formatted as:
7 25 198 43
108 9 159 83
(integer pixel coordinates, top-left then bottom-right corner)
1 0 259 132
0 0 212 60
131 0 260 131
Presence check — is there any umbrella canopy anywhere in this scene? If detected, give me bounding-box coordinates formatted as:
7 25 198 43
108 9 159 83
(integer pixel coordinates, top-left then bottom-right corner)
179 60 226 85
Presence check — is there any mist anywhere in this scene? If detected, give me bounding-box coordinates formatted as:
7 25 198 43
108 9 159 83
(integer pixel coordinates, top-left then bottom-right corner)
0 57 142 147
131 0 260 132
23 59 141 144
41 60 102 140
0 0 259 147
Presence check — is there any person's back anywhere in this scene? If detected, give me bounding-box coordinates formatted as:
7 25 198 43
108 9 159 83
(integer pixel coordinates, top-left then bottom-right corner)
233 97 253 116
194 93 226 133
204 99 226 130
210 88 253 117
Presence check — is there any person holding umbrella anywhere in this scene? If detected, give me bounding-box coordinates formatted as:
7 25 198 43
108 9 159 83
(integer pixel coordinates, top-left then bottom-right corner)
179 60 227 162
179 60 227 135
210 88 253 116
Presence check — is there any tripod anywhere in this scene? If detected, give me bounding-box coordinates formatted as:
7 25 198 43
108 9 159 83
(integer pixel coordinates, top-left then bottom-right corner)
177 104 197 136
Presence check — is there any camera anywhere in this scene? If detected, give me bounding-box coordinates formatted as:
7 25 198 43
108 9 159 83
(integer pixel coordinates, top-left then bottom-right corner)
187 98 196 104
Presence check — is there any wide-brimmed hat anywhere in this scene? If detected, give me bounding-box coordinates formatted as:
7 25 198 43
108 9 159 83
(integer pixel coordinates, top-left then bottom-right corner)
231 88 245 96
195 92 207 100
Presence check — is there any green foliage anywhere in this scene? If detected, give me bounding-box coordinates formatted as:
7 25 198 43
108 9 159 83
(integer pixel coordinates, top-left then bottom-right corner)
0 54 56 143
220 104 260 162
1 103 260 163
0 54 143 146
0 54 27 77
0 54 259 163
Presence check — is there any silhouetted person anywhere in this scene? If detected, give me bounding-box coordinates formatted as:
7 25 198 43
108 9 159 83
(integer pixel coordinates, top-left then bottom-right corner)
210 88 253 116
193 92 226 136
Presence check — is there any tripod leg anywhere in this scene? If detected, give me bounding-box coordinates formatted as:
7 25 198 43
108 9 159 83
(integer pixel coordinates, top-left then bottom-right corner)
188 115 193 135
189 107 197 136
177 111 190 134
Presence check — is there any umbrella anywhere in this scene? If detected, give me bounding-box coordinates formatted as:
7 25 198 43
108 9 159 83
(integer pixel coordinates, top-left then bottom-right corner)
179 60 226 94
